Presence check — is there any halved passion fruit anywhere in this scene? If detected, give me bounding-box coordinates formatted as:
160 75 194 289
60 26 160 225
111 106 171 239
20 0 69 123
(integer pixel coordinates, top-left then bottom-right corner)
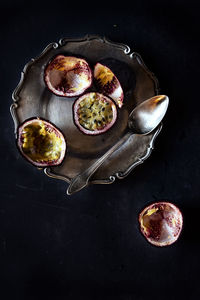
17 118 66 167
94 62 124 108
73 92 117 135
139 202 183 247
44 55 92 97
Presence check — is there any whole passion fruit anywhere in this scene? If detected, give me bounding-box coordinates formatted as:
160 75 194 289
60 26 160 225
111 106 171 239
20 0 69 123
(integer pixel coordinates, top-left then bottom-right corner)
73 92 117 136
17 118 66 167
44 55 92 97
139 202 183 247
94 62 124 108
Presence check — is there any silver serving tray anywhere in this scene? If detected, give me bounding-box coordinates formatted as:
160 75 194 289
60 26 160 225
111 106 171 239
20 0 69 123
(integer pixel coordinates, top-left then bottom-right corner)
10 35 162 192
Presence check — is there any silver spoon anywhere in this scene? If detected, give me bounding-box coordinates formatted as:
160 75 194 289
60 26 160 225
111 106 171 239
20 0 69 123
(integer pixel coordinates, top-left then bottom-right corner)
67 95 169 195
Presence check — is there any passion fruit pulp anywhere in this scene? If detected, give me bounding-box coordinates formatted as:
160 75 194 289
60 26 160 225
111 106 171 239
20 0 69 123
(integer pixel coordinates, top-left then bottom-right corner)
73 92 117 136
94 62 124 108
44 55 92 97
17 118 66 167
139 202 183 247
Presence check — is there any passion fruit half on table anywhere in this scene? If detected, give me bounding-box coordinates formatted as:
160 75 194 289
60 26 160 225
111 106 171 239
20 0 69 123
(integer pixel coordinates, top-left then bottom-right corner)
139 202 183 247
94 62 124 108
44 55 92 97
17 118 66 167
73 92 117 136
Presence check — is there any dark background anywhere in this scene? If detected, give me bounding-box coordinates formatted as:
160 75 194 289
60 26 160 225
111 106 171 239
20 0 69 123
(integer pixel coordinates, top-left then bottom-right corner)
1 1 200 299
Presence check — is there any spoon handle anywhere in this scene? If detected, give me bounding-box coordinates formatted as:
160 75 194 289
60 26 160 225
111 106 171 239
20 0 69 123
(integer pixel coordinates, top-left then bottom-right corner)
67 131 132 195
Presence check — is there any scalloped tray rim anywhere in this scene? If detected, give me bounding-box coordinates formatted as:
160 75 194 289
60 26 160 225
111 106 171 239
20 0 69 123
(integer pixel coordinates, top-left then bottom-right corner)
10 34 162 191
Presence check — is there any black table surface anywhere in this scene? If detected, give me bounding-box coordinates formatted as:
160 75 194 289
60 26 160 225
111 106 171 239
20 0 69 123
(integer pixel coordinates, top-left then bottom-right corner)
1 1 200 299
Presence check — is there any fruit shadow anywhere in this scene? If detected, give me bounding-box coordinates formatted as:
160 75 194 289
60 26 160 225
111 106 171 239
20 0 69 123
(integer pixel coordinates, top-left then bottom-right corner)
98 57 137 112
180 203 200 245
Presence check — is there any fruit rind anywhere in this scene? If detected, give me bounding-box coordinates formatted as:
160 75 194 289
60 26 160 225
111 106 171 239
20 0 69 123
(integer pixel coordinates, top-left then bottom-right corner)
17 117 67 167
44 55 92 97
138 202 183 247
94 62 124 108
73 92 117 136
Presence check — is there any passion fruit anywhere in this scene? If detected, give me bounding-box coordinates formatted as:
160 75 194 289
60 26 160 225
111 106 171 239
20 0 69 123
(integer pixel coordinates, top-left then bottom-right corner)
73 92 117 136
139 202 183 247
17 118 66 167
94 62 124 108
44 55 92 97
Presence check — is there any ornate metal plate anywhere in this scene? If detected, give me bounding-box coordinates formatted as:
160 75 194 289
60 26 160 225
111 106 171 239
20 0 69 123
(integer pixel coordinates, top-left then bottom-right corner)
10 35 162 192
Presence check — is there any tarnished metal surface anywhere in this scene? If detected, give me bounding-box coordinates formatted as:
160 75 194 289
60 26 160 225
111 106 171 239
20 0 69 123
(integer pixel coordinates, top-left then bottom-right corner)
11 35 162 192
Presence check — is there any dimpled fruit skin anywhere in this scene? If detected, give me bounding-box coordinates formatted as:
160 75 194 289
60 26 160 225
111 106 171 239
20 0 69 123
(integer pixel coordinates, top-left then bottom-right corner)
139 202 183 247
44 55 92 97
94 62 124 108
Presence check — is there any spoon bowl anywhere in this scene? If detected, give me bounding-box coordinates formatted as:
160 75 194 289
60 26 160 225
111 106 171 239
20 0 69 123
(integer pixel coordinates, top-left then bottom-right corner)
128 95 169 134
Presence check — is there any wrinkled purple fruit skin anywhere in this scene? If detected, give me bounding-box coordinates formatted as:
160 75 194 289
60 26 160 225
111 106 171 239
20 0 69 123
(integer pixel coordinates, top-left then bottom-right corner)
96 75 118 94
138 202 183 247
94 62 124 108
44 55 93 98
